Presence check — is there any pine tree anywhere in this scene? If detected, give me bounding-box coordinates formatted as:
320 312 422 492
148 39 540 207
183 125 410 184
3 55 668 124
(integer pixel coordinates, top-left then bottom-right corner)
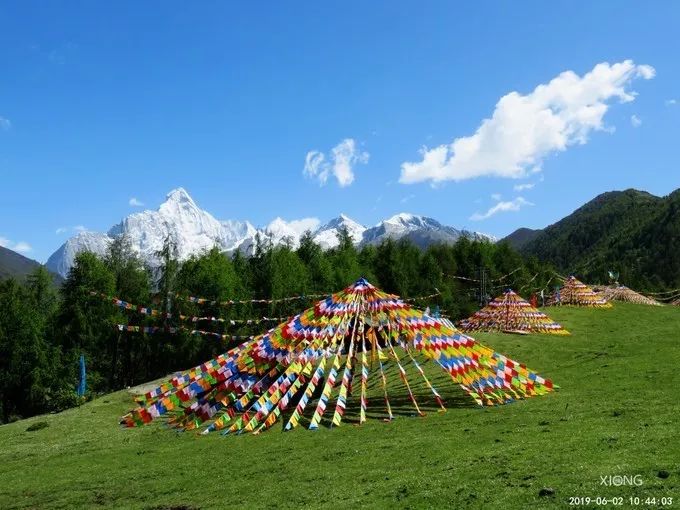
176 247 243 361
297 231 333 293
0 278 57 421
329 226 363 289
104 235 151 387
56 252 116 392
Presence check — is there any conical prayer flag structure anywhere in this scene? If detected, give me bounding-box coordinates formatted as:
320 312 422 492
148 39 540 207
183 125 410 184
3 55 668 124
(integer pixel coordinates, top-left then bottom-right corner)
458 289 569 335
595 285 662 306
121 278 555 434
548 276 612 308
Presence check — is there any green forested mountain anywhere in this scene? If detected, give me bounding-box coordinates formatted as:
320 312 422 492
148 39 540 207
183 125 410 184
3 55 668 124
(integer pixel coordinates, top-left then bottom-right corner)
0 246 42 280
512 188 680 290
502 227 542 250
0 246 62 284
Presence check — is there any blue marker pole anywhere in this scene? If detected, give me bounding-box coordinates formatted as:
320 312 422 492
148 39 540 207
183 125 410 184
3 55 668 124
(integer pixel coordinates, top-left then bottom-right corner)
77 354 87 397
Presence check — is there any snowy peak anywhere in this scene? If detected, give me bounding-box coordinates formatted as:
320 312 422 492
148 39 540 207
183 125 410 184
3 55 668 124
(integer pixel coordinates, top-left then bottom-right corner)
164 187 195 205
362 212 493 247
363 213 442 245
313 214 366 249
46 231 112 278
221 220 257 249
48 189 255 277
322 213 359 228
384 212 417 224
109 188 228 265
381 213 442 231
324 213 365 232
159 188 219 233
158 188 203 219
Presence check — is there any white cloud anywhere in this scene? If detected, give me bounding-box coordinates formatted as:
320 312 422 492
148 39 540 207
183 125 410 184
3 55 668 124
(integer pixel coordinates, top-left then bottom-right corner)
400 194 415 204
267 217 320 236
400 60 655 185
265 217 321 244
491 193 502 201
666 99 677 106
637 66 655 79
285 218 321 235
304 151 326 181
129 197 144 207
56 225 88 235
0 236 32 253
0 116 10 130
13 242 32 253
513 182 535 192
630 114 642 127
304 138 369 187
470 197 533 221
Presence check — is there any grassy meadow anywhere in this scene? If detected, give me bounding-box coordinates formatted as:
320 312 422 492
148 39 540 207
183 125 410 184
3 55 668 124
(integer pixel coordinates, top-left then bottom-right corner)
0 302 678 509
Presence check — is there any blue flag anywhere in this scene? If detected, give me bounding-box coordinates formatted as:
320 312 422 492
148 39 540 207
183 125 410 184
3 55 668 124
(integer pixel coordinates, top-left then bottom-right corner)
77 354 87 397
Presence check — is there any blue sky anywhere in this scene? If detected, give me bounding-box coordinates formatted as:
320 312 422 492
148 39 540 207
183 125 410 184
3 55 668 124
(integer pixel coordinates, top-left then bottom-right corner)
1 2 679 262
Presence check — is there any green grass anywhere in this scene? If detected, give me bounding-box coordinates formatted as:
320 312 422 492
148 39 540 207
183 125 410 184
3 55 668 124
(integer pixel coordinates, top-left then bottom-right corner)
1 303 678 509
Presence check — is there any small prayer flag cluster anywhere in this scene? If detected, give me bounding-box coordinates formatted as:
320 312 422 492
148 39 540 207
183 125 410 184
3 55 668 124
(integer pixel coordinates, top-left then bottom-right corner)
548 276 612 308
595 285 661 306
458 289 569 335
121 278 555 435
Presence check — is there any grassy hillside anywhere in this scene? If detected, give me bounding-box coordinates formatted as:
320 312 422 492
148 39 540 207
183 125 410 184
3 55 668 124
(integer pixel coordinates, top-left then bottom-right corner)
520 188 680 290
0 303 678 509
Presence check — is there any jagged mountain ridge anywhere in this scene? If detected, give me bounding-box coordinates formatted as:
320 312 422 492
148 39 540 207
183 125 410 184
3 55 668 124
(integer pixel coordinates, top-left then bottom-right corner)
362 213 492 248
46 188 496 277
47 189 256 276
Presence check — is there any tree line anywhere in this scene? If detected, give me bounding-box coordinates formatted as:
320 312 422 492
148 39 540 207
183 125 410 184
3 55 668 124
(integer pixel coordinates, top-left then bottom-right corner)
0 228 554 423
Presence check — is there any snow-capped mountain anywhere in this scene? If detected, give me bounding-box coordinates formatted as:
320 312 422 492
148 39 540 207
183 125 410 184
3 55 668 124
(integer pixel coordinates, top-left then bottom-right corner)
46 188 495 277
361 213 495 248
220 219 258 249
107 188 253 261
47 188 256 276
46 231 112 278
313 214 366 249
